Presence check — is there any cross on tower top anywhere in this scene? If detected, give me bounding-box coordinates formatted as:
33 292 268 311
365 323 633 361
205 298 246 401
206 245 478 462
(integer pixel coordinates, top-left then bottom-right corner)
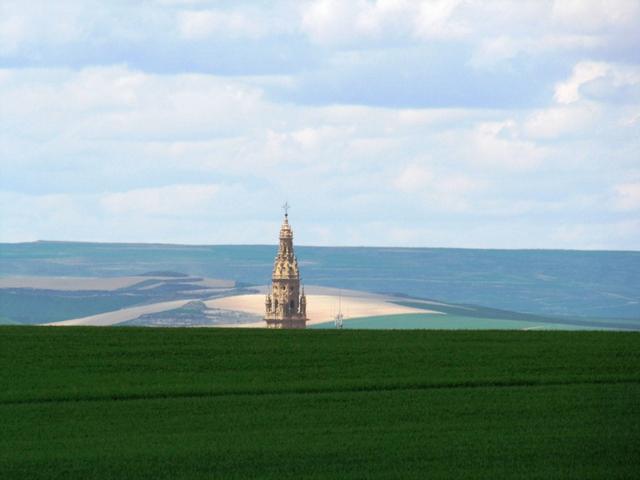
282 201 290 217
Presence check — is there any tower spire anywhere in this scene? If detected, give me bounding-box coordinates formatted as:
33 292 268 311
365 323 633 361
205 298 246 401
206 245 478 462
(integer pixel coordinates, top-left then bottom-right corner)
264 205 307 329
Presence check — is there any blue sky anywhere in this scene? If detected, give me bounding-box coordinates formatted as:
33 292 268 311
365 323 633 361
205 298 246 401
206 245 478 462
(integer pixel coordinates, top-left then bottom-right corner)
1 0 639 249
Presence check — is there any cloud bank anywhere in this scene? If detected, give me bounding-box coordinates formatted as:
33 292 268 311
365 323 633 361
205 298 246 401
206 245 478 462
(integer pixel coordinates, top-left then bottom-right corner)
1 0 639 249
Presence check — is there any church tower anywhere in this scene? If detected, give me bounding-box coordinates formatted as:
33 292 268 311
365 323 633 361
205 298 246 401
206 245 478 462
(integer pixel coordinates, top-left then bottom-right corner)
264 204 308 329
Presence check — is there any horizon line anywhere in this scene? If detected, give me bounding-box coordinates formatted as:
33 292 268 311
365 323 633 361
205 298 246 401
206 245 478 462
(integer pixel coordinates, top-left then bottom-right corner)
0 239 638 254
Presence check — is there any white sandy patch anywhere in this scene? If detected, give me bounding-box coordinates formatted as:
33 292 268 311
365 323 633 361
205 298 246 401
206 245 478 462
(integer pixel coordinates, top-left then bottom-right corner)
301 286 391 299
38 283 441 328
45 300 192 326
252 285 412 301
134 281 166 290
207 292 438 328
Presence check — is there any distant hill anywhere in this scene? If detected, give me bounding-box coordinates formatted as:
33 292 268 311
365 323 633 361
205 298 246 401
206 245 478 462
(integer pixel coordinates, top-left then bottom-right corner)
1 241 639 319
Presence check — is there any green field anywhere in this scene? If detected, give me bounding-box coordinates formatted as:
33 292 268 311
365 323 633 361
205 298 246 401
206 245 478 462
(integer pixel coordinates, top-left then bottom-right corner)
1 327 639 479
0 315 20 325
311 313 617 330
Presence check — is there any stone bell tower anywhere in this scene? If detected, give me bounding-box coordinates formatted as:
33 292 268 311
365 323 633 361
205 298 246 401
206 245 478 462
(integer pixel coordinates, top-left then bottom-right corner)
264 203 308 329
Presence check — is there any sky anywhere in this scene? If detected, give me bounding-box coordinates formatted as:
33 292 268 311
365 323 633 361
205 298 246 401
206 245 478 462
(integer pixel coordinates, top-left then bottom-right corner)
1 0 639 249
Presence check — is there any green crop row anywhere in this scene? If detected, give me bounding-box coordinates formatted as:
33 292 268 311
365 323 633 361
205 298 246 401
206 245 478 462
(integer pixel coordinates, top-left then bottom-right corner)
1 327 638 479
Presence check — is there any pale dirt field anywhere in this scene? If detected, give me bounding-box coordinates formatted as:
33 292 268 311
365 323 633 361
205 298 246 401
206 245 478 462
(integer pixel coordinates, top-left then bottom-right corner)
197 278 236 288
41 285 440 328
253 285 389 299
0 276 152 291
207 291 438 328
45 300 192 326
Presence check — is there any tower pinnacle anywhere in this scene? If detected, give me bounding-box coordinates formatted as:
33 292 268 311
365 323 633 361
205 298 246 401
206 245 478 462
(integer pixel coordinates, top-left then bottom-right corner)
264 206 307 329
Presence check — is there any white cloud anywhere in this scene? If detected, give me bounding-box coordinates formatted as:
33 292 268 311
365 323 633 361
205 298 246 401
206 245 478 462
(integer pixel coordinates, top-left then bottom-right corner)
0 13 27 55
555 61 640 104
290 126 347 150
1 58 639 248
0 191 89 242
392 164 484 212
299 0 635 61
0 0 88 55
0 66 268 144
551 0 640 32
613 182 640 211
393 164 434 192
413 0 467 40
300 0 467 45
470 34 603 69
550 219 640 250
0 189 277 244
178 9 266 39
555 61 610 104
100 184 220 216
623 112 640 126
301 0 359 44
523 104 599 139
156 0 217 5
466 120 547 170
